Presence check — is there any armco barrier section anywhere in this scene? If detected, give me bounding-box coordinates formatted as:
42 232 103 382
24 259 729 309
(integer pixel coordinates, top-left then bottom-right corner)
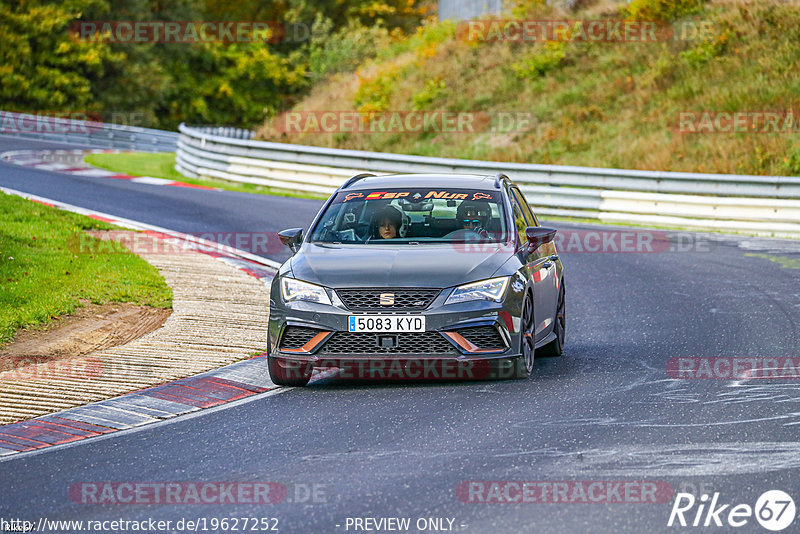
2 110 794 238
176 124 800 238
0 111 178 152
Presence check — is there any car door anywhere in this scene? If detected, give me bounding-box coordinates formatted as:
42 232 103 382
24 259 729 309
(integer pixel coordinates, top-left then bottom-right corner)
508 189 547 342
508 187 555 343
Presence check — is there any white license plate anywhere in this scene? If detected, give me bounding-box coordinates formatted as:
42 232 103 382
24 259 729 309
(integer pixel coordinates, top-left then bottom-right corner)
348 315 425 333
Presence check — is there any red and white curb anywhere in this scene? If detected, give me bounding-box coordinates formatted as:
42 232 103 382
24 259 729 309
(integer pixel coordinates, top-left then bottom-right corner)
0 187 286 459
0 358 276 458
1 148 216 190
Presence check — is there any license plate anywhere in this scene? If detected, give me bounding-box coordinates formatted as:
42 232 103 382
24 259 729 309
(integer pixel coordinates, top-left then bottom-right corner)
348 315 425 333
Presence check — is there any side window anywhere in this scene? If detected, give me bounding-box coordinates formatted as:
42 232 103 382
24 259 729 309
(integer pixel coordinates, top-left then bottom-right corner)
512 187 538 226
508 195 528 246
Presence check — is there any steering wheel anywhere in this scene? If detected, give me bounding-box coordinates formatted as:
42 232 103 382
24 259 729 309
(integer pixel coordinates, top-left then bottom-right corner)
442 228 488 240
354 222 372 242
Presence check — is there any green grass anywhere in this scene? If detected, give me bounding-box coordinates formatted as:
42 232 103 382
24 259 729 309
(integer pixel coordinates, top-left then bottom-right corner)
0 192 172 345
84 152 328 200
84 152 186 182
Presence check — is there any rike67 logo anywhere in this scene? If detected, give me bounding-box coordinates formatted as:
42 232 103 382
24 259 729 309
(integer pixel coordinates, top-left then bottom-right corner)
668 490 796 531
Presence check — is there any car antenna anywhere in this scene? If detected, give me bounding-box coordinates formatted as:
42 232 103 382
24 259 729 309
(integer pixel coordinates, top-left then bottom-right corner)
340 173 376 190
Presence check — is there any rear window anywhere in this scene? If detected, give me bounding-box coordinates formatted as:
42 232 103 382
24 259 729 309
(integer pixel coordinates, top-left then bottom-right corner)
310 188 509 244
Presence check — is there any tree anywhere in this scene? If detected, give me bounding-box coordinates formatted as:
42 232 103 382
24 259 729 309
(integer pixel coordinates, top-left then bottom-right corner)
0 0 123 112
1 0 431 128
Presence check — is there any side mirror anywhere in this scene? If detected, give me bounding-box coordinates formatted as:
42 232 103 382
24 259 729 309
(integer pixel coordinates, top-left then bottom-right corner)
278 228 304 254
525 227 556 251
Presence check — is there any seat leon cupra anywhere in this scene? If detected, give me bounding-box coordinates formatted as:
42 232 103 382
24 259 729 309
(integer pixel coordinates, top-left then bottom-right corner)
267 173 565 386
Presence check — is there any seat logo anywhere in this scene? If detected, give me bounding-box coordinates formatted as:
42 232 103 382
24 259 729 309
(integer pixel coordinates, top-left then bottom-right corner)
379 293 395 306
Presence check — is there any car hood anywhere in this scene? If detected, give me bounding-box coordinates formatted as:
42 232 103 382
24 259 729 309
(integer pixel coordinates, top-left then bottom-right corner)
289 243 510 289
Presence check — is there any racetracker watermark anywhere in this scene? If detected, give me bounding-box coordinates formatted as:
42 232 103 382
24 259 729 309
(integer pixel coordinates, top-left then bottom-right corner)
0 111 160 132
279 358 526 381
69 21 314 44
0 112 105 135
70 230 285 255
677 110 800 134
68 482 289 505
457 19 713 42
451 230 713 254
667 357 800 380
0 356 153 382
269 111 535 135
552 230 712 254
457 481 674 503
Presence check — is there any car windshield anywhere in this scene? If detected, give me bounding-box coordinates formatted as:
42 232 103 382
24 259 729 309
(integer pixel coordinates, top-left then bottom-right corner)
310 188 508 244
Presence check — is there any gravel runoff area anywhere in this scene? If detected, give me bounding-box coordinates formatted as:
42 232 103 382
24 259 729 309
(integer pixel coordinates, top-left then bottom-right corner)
0 233 271 425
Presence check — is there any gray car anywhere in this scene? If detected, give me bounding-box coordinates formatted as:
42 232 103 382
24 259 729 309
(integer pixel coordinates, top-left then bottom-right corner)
267 173 565 386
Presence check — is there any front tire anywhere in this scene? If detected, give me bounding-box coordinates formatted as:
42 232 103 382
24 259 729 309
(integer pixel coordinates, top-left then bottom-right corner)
513 292 536 379
268 356 312 386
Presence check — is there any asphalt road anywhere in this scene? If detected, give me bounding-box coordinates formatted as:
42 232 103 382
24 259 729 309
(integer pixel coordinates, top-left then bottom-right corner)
1 135 799 533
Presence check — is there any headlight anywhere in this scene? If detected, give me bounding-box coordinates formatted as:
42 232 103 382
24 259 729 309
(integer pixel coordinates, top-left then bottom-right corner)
445 276 510 305
281 277 332 305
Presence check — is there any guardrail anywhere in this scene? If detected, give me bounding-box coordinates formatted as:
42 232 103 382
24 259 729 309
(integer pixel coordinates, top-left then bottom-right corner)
176 124 800 238
0 111 177 152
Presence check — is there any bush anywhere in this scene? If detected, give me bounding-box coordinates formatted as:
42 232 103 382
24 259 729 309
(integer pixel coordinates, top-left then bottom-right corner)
379 18 456 60
785 146 800 175
511 41 566 78
627 0 707 22
308 17 393 81
510 0 549 18
680 29 730 67
412 78 447 110
354 63 403 113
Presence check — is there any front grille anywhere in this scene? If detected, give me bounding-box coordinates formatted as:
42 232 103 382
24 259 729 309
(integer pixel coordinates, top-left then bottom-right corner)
455 325 506 351
279 326 320 350
336 288 440 311
319 332 457 355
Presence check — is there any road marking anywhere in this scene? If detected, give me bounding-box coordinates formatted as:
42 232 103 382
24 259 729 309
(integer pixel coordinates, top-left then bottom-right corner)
130 176 174 185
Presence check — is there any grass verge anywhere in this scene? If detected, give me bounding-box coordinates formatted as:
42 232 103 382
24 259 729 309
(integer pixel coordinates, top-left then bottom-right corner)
84 152 328 200
0 192 172 345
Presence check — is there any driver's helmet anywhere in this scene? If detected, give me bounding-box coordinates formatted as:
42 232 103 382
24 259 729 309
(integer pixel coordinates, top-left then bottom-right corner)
370 205 408 238
456 201 491 231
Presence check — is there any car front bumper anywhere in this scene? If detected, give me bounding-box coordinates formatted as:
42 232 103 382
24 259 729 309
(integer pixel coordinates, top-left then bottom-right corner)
268 289 525 366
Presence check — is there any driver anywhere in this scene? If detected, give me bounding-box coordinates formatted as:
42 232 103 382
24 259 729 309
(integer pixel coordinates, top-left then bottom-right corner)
456 201 491 235
371 205 406 239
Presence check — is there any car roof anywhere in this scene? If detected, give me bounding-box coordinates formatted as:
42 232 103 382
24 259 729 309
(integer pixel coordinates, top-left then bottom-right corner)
342 173 502 191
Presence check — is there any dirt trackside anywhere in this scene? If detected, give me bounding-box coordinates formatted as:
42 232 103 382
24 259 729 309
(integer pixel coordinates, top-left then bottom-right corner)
0 300 171 361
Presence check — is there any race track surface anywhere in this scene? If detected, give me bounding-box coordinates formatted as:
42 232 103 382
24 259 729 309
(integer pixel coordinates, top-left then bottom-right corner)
1 135 799 533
